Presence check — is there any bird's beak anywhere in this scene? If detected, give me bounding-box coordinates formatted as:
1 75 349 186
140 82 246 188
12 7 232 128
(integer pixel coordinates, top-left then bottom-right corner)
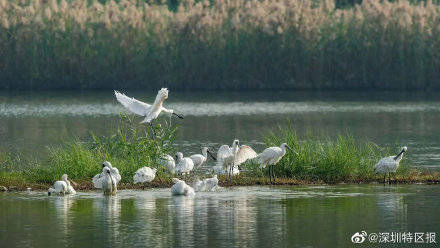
207 150 217 161
286 145 298 155
69 180 78 187
172 112 184 119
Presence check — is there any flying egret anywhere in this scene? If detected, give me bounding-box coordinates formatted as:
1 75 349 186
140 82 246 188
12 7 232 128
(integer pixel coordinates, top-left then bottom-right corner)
48 174 76 196
92 161 121 189
102 167 117 195
374 146 407 184
175 152 195 175
114 88 183 130
189 147 216 170
159 154 176 174
216 139 258 181
133 167 157 189
171 178 195 196
193 175 220 192
257 143 296 184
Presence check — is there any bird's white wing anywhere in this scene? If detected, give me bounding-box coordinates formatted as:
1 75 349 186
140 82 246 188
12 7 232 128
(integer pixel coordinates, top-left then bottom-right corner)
217 145 232 161
115 90 151 116
235 145 258 165
92 173 104 189
190 154 204 167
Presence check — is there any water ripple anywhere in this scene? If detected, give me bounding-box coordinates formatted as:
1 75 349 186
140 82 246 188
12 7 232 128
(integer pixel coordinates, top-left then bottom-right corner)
1 102 440 117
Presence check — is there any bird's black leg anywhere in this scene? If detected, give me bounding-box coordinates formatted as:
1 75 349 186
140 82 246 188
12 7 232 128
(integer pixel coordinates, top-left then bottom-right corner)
383 175 386 185
272 165 275 184
388 172 391 185
149 120 157 137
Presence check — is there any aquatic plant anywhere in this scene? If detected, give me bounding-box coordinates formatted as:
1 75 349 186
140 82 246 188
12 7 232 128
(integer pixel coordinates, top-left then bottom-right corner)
255 124 407 182
27 114 178 183
0 0 439 90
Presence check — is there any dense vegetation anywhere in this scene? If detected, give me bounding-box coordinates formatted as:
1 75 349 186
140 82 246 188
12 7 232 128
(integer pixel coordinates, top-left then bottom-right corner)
1 117 438 189
0 0 439 90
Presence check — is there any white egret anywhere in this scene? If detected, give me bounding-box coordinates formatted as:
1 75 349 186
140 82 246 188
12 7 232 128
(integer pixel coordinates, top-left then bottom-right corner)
171 178 195 196
175 152 194 175
159 154 176 174
102 167 117 195
374 146 407 184
48 174 76 196
190 147 216 169
114 88 183 127
92 161 121 189
193 175 220 192
216 139 258 180
133 167 157 189
257 143 296 184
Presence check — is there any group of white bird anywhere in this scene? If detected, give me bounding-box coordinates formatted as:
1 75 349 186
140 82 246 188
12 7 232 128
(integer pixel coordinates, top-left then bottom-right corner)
47 88 407 195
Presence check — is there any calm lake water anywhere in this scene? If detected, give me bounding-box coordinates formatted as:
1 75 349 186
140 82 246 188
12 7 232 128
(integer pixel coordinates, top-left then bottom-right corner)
0 185 439 247
1 90 440 170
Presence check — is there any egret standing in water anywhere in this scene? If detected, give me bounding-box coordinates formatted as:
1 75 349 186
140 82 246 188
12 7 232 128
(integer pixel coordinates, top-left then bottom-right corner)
216 139 258 181
257 143 296 184
171 178 195 196
374 146 407 184
48 174 76 196
102 167 117 196
114 88 183 133
93 161 121 189
190 147 216 170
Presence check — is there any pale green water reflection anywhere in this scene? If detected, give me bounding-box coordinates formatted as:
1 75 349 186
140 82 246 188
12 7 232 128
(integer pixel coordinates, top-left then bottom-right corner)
0 185 439 248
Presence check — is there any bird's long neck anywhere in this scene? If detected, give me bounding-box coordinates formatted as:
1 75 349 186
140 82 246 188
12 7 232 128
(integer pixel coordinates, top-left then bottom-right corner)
202 150 207 158
394 149 405 161
153 94 164 107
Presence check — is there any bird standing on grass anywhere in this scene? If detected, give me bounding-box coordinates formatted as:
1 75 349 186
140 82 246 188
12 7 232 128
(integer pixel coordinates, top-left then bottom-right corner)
114 88 183 134
215 139 258 181
175 152 195 175
189 147 216 170
374 146 407 184
256 143 296 184
159 154 176 174
133 167 157 189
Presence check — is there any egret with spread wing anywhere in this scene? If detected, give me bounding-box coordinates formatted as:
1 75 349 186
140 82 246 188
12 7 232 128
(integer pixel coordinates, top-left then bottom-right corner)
215 139 257 181
114 88 183 133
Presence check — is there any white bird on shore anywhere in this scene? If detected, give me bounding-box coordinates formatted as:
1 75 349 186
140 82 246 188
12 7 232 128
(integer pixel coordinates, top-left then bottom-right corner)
102 167 117 195
171 178 195 196
374 146 407 184
48 174 76 196
216 139 258 180
193 175 220 192
92 161 121 189
114 88 183 127
159 154 176 174
175 152 194 175
133 167 157 186
257 143 296 184
190 147 216 169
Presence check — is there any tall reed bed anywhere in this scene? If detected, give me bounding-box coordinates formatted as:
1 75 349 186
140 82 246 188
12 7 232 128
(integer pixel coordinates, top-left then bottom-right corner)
1 0 439 90
258 125 405 181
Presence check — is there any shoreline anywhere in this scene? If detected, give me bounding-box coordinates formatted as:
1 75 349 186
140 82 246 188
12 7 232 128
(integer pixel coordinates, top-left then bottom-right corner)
1 175 439 192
